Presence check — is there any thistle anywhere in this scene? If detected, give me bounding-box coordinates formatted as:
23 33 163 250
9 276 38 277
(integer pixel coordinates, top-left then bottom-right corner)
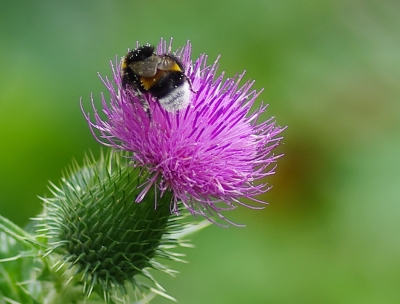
84 38 285 225
0 38 284 304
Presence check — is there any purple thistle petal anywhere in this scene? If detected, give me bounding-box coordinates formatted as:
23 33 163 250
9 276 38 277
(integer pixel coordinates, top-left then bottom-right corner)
83 38 285 224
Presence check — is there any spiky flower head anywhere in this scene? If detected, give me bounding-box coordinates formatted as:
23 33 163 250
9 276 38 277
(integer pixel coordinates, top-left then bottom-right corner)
84 38 284 225
36 151 200 303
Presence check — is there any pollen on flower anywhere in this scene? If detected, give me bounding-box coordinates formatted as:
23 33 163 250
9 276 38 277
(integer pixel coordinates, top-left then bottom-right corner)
83 38 285 225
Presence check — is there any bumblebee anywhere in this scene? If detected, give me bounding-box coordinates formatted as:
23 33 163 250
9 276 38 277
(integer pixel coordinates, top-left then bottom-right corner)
121 45 194 114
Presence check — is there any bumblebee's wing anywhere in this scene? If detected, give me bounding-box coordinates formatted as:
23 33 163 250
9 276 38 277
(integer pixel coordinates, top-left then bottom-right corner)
129 55 161 77
158 55 182 71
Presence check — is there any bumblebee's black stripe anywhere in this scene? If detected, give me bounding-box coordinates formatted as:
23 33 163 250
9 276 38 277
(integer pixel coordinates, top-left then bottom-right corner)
125 45 154 63
148 71 186 99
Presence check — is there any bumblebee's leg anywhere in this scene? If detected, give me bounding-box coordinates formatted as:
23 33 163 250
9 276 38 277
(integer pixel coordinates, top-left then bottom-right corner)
124 84 151 119
135 89 151 118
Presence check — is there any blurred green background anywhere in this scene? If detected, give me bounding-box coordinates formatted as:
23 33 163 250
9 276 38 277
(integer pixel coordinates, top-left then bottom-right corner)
1 0 399 303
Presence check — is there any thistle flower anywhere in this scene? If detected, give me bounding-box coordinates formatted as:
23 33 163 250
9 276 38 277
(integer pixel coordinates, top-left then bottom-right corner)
84 38 284 225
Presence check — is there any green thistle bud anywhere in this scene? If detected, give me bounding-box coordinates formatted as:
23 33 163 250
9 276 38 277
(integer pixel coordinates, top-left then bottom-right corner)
36 151 197 302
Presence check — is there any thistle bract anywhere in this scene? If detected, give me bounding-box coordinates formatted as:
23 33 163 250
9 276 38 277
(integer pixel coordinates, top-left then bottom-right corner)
84 39 284 224
36 152 192 302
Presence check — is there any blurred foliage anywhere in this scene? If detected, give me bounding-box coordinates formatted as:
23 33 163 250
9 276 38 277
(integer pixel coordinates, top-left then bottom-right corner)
0 0 399 303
